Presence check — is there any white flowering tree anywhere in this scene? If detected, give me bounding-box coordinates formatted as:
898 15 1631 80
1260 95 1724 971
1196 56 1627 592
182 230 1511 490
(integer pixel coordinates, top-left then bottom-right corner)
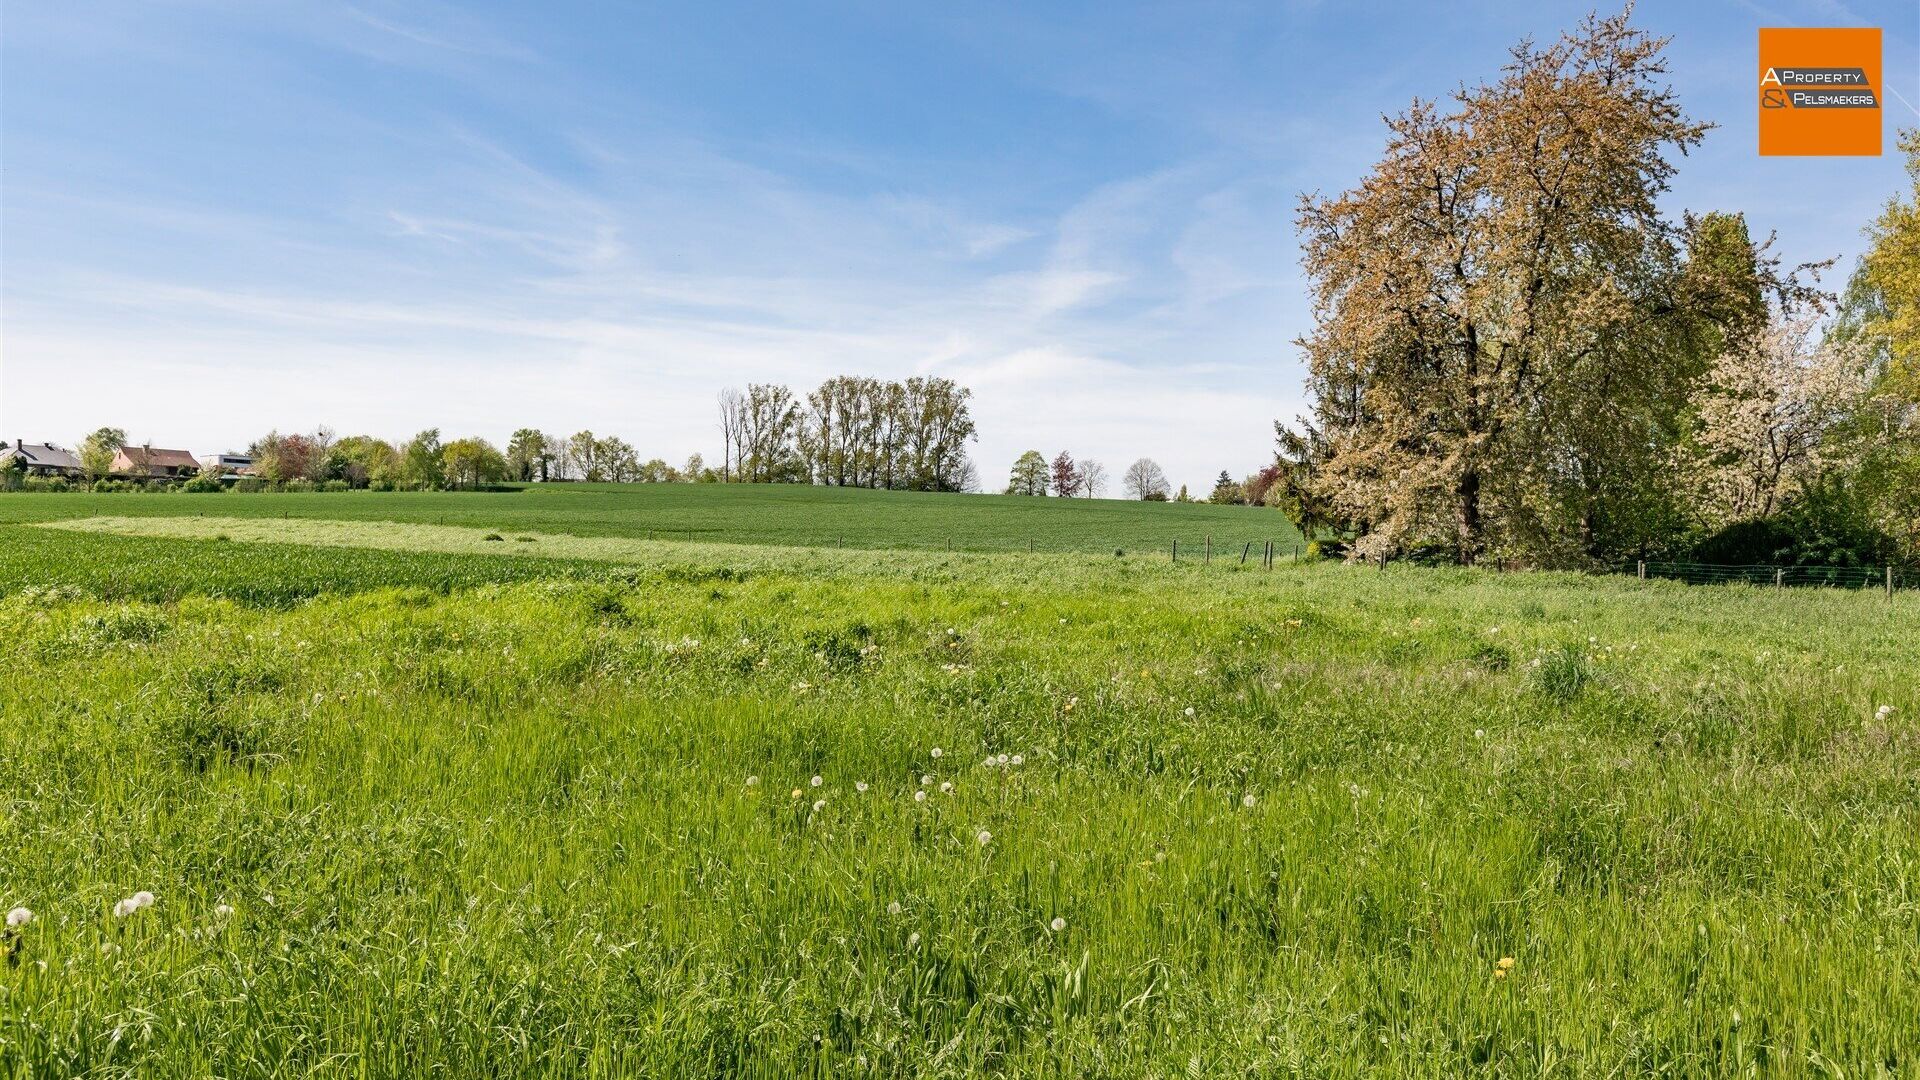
1686 313 1873 522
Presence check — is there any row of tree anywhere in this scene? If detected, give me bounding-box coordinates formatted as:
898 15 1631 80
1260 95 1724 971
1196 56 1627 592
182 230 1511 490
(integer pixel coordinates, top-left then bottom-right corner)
243 428 709 490
1272 10 1919 566
715 377 978 491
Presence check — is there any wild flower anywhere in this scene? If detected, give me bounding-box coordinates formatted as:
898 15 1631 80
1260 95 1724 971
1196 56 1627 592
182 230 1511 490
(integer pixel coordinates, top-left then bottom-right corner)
6 907 31 928
1242 793 1257 808
887 902 902 915
907 931 921 948
855 781 869 793
982 757 999 768
930 747 943 759
213 904 234 918
1184 707 1196 717
995 754 1010 766
1049 916 1066 932
1473 729 1486 739
976 830 992 846
920 774 933 786
790 788 804 799
914 790 928 802
745 775 760 787
1009 754 1023 766
940 781 953 793
112 898 139 918
812 799 826 814
1877 705 1897 721
810 775 824 788
1497 956 1516 970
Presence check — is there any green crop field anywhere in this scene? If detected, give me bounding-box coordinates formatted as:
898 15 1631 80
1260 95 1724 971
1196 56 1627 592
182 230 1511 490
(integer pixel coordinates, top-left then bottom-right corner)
1 492 1915 1077
0 483 1305 557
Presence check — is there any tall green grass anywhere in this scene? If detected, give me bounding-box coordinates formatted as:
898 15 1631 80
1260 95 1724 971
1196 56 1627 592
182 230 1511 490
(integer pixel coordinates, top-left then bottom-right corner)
1 523 1914 1076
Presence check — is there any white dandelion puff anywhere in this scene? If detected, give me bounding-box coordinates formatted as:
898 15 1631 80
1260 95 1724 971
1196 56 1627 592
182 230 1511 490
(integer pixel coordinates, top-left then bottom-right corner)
1009 754 1023 766
1876 705 1897 720
745 775 760 787
1242 793 1257 808
6 907 31 928
995 754 1010 766
855 781 869 793
940 781 953 793
914 790 928 802
810 775 824 788
132 892 155 909
887 901 902 915
112 898 139 918
1184 707 1195 717
907 931 921 948
213 904 234 918
1049 916 1066 933
976 830 993 846
920 774 933 787
930 747 944 759
812 799 826 814
1473 729 1486 739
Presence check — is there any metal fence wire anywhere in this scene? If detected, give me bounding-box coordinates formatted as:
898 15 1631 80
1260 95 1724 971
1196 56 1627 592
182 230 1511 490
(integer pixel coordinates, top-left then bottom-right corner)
1631 560 1910 591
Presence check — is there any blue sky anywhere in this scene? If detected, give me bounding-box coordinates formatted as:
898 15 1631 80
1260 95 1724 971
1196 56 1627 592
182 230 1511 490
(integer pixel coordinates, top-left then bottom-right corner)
3 0 1916 491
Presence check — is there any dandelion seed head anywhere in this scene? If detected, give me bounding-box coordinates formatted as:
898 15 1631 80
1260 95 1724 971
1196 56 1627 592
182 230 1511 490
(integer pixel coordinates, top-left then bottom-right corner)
6 907 31 928
1010 754 1023 766
940 781 953 793
930 747 943 759
810 775 824 787
1242 793 1257 808
976 830 993 846
855 781 869 793
887 901 902 915
914 790 928 802
1473 729 1486 739
907 931 921 948
1184 707 1196 717
1049 916 1066 932
112 899 138 918
920 774 933 786
214 904 234 918
812 799 826 814
745 775 760 787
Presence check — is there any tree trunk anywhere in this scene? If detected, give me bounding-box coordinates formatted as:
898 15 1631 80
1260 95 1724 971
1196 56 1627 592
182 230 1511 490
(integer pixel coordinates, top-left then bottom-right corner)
1456 467 1482 565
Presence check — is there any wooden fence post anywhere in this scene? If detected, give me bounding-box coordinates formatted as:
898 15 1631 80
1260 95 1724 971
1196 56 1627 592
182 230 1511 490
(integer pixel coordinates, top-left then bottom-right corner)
1171 539 1177 563
1637 560 1646 580
1028 538 1033 554
1890 565 1896 598
1241 542 1251 564
1775 568 1783 588
1205 534 1211 564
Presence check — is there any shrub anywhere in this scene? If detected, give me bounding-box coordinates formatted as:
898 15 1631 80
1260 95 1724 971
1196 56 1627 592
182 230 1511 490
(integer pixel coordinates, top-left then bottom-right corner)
1690 480 1897 567
182 471 226 493
369 479 396 492
233 476 266 493
320 480 349 492
282 479 315 493
1306 539 1347 560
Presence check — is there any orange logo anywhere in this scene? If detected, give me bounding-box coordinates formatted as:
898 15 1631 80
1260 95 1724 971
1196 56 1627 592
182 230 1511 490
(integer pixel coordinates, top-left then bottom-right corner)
1758 28 1882 156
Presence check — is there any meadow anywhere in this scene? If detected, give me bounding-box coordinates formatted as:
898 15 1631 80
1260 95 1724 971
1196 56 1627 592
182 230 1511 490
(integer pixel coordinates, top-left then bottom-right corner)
1 490 1915 1077
0 482 1305 557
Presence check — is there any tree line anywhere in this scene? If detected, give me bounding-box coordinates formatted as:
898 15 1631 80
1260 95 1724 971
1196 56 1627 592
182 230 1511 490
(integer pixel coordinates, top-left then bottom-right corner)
715 377 978 491
1270 10 1920 568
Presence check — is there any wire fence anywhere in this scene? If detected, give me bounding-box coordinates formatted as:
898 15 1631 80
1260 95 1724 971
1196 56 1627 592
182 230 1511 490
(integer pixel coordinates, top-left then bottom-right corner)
1631 559 1911 593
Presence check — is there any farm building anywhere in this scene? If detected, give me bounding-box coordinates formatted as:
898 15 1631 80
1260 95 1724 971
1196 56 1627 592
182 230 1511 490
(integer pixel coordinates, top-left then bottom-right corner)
201 452 256 475
112 445 201 478
0 440 84 477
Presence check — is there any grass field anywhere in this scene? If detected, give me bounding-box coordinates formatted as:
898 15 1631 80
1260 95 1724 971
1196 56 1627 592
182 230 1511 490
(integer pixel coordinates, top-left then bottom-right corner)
1 491 1916 1077
0 483 1305 556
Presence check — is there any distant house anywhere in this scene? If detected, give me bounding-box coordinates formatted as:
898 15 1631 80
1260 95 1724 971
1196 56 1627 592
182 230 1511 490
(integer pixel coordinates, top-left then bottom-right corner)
112 445 201 479
0 440 83 477
201 452 255 475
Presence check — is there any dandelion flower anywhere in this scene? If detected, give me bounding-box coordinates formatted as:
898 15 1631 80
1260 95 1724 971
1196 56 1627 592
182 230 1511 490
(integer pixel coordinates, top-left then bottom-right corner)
907 931 921 948
745 775 760 787
940 781 953 793
1877 705 1897 720
112 898 139 918
887 902 902 915
213 904 234 918
930 747 943 759
977 830 993 846
1242 793 1257 808
1473 729 1486 739
855 781 869 793
982 757 999 768
133 892 154 908
996 753 1010 766
1049 916 1066 933
812 799 827 814
5 907 30 928
1492 968 1507 980
1497 956 1515 970
920 774 933 787
1183 707 1195 717
914 790 928 803
1010 754 1023 766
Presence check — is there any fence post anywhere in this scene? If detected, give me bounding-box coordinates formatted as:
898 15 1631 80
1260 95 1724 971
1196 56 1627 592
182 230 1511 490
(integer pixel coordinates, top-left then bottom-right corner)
1171 539 1177 563
1775 568 1783 589
1241 542 1250 564
1294 545 1300 563
1637 560 1646 580
1266 540 1274 570
1890 565 1896 599
1205 534 1211 564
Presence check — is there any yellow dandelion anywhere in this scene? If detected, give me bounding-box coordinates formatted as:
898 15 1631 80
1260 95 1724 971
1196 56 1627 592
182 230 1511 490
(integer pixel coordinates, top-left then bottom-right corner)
1497 956 1515 970
1492 967 1507 980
